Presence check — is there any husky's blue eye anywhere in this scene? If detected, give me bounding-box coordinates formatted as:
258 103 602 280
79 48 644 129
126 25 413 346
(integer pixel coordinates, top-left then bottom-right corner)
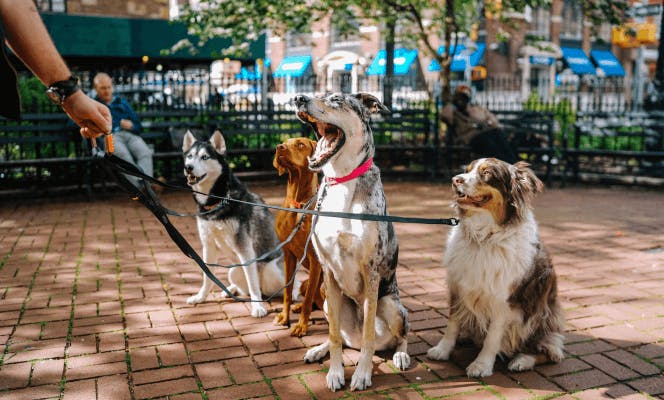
202 155 210 160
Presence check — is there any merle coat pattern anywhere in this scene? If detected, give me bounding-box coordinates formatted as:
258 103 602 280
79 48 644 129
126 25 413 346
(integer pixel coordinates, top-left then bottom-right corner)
294 93 410 392
182 130 285 318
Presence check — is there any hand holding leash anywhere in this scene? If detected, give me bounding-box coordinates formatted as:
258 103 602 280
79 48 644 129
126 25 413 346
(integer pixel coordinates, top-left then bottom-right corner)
90 133 115 154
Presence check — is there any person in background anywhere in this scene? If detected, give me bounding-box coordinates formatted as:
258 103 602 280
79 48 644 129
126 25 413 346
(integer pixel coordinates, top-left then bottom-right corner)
92 72 161 188
442 85 517 164
0 0 110 138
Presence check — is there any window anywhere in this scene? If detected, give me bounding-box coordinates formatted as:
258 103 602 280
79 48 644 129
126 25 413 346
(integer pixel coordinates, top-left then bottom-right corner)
560 0 583 40
331 9 361 49
528 7 551 40
36 0 66 13
286 31 312 53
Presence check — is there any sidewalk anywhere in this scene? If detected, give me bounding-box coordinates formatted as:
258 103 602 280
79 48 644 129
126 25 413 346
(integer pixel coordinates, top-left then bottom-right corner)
1 181 663 400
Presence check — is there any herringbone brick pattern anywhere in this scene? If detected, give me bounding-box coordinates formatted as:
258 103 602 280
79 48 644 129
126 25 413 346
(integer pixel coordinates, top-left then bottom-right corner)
1 182 663 399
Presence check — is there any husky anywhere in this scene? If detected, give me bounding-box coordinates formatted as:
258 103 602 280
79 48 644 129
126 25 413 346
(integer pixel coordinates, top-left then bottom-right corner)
182 130 285 318
294 93 410 392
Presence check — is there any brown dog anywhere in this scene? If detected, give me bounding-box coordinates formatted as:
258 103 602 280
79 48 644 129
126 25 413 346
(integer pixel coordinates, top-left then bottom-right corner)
273 137 324 337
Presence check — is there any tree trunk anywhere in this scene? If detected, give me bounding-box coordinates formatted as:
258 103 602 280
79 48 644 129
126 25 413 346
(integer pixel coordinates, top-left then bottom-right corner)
440 0 455 102
383 18 395 109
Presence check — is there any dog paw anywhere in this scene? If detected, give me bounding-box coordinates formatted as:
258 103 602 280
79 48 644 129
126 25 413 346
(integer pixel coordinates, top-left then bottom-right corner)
508 354 536 372
393 352 411 370
220 285 238 299
466 359 494 378
291 303 303 313
326 365 345 392
186 293 206 305
350 366 372 391
427 343 452 361
544 345 565 363
290 322 308 337
251 304 268 318
304 342 329 363
273 311 289 326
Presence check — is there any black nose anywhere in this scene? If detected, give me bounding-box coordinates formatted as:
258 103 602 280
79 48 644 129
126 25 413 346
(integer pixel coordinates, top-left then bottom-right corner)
185 164 193 172
453 175 464 185
293 95 310 106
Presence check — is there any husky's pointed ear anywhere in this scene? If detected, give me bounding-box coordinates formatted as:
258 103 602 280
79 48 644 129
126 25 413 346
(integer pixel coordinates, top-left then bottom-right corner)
182 130 196 152
354 93 390 114
210 130 227 155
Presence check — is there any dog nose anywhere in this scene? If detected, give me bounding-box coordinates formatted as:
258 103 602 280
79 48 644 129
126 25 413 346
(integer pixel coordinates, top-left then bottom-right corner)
452 175 465 186
185 164 194 172
276 143 286 151
293 95 310 106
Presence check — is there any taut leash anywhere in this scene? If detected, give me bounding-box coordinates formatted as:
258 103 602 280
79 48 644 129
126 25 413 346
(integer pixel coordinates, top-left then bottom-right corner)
90 135 459 303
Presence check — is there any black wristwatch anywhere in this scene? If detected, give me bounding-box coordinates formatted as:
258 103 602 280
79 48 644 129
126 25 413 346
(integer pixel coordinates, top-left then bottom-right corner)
46 76 80 105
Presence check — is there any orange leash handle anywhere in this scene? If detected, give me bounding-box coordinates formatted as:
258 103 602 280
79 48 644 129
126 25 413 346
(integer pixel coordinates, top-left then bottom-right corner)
89 133 114 154
104 133 115 153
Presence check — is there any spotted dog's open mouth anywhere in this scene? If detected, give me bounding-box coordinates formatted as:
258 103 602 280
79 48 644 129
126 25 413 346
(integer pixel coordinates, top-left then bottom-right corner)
455 189 491 206
185 172 206 186
298 111 345 169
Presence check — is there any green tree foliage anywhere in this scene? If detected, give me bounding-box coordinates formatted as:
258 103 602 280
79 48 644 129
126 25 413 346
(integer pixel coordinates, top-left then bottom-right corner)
175 0 628 100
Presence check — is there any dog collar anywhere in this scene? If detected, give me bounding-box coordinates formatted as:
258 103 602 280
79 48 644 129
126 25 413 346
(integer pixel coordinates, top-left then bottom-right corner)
291 200 303 209
324 157 373 186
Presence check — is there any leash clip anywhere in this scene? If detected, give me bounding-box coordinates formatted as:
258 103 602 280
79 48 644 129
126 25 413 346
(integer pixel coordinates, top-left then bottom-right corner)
90 133 115 154
450 218 460 226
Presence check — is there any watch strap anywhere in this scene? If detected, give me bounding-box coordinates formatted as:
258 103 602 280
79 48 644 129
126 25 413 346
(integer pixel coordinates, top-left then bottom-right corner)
49 76 80 98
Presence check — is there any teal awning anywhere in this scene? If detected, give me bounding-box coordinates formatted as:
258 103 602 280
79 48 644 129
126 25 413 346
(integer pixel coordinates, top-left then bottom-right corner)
590 50 625 77
40 14 264 61
428 43 486 72
561 47 596 75
366 48 418 76
273 56 312 78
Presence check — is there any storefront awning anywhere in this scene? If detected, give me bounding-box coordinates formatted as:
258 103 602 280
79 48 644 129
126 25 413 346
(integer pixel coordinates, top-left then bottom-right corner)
590 50 625 77
428 43 486 72
273 56 312 78
366 48 418 76
561 47 596 75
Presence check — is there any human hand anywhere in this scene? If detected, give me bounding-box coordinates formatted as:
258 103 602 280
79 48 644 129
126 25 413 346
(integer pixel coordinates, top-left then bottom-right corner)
61 91 112 138
119 119 133 131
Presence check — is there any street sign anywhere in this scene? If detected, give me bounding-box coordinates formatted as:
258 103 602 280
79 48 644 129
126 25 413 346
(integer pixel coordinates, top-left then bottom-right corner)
626 4 662 18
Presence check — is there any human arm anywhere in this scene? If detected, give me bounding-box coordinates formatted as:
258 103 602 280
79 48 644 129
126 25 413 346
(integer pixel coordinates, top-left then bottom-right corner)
0 0 111 137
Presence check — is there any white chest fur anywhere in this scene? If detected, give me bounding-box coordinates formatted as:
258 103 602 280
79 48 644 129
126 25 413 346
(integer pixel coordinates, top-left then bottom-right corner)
313 182 375 299
444 210 539 302
197 217 241 257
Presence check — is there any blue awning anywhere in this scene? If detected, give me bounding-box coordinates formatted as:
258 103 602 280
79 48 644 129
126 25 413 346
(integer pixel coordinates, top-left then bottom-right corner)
366 48 418 76
561 47 596 75
428 43 486 72
273 55 312 78
235 66 261 80
590 50 625 77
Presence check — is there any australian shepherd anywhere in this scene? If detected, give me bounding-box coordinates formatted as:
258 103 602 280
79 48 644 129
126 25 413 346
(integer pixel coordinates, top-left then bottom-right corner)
427 158 565 377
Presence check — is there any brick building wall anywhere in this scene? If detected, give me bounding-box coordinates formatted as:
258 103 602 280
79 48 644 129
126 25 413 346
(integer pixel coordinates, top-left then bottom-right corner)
66 0 169 19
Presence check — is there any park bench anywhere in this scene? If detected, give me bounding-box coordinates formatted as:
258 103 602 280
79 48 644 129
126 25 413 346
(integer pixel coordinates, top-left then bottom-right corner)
564 111 664 184
441 110 556 183
0 113 93 197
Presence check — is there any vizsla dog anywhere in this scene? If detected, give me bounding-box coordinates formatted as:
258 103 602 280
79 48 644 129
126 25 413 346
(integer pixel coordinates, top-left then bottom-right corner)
273 137 325 337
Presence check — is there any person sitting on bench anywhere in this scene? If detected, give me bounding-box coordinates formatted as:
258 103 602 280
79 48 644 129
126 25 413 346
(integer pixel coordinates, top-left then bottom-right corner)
442 85 517 164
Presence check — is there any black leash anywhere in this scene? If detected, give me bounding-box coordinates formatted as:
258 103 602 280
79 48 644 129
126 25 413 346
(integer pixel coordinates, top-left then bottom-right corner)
102 151 460 226
91 140 459 303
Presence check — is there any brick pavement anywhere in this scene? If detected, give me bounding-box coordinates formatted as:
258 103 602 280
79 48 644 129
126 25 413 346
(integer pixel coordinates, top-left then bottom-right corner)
0 181 663 400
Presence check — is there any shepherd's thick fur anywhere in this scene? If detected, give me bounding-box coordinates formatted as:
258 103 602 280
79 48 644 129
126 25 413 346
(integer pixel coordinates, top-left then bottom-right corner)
427 158 565 377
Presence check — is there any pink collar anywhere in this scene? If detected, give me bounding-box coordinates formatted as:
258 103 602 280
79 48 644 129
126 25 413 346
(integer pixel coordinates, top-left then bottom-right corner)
324 157 373 186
